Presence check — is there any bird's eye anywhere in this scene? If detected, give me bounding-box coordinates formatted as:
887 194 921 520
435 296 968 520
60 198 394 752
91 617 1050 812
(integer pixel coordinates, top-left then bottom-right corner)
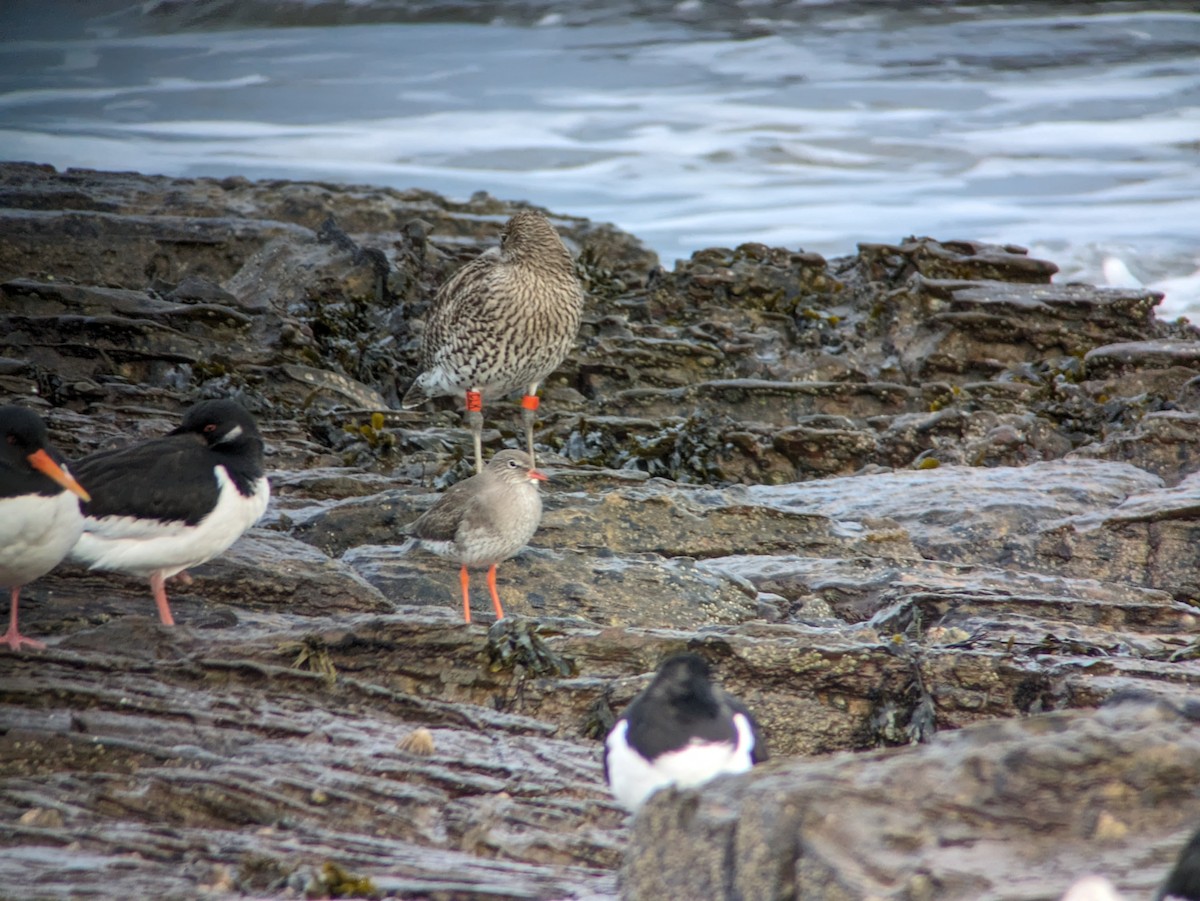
508 459 519 467
204 423 217 433
5 435 14 445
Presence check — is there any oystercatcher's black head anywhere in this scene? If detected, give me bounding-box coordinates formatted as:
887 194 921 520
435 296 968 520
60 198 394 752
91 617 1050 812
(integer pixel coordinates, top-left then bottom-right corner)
171 400 262 453
635 653 767 762
648 653 719 715
1 406 53 464
0 405 90 500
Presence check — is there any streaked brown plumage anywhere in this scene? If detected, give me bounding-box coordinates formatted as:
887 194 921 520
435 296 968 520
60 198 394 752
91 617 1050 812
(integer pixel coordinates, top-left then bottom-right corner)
408 449 546 623
401 210 584 473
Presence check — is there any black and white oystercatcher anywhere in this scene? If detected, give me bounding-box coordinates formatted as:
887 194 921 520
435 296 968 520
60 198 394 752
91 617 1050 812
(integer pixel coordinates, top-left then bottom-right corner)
604 653 767 811
0 406 91 651
401 210 584 473
68 400 270 626
408 449 545 624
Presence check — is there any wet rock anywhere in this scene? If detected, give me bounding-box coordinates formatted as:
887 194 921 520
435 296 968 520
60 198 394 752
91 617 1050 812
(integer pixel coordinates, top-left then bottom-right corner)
859 237 1060 284
193 531 395 616
1085 338 1200 379
1072 409 1200 485
891 280 1162 381
2 162 1200 898
341 544 759 628
743 458 1164 566
0 612 622 899
608 379 919 424
1036 470 1200 602
622 698 1200 900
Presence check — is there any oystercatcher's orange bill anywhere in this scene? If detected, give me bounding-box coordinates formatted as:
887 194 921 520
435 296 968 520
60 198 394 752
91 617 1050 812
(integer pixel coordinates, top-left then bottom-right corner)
27 448 91 501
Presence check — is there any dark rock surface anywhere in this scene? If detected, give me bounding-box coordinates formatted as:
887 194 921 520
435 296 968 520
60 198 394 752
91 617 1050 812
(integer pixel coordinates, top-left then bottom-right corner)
1 161 1199 899
625 698 1200 899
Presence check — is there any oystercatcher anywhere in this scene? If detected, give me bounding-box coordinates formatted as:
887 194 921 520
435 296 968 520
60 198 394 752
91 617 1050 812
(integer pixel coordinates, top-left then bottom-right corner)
407 449 545 623
604 653 768 811
69 400 270 625
0 406 91 651
401 210 584 473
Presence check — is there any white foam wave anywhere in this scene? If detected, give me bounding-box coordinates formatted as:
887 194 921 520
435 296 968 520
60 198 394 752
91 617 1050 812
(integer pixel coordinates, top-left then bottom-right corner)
0 75 270 109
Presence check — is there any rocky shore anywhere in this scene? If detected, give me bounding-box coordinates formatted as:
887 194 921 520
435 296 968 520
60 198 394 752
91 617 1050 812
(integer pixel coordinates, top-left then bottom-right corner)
1 161 1199 899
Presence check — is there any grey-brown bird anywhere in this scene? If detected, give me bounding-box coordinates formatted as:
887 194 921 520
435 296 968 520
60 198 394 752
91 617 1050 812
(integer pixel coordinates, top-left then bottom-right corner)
407 449 546 624
401 210 584 474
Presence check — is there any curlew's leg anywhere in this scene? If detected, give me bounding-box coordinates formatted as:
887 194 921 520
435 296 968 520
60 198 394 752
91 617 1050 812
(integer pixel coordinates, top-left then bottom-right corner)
3 587 46 652
459 566 472 624
486 564 505 621
149 571 176 626
465 389 484 474
521 384 540 465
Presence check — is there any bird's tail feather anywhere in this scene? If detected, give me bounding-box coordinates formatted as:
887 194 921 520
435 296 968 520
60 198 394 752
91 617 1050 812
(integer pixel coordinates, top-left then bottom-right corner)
401 378 431 409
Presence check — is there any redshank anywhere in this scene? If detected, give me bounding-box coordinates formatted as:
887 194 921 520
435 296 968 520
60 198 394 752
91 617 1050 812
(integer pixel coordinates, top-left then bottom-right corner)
0 406 91 651
604 653 768 811
401 210 584 473
408 449 546 623
69 400 270 626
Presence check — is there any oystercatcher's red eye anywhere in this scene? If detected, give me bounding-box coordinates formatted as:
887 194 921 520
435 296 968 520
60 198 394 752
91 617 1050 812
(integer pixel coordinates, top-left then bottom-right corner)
5 435 14 445
204 423 217 433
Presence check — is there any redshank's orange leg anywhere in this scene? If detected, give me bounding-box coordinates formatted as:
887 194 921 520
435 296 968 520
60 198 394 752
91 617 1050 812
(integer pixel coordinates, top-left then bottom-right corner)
149 571 176 626
486 564 505 621
521 386 540 464
459 565 472 624
3 587 46 652
465 389 484 474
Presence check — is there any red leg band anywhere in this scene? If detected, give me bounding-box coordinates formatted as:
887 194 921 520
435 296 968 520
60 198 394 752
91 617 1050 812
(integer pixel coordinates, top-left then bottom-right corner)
521 394 540 411
465 390 483 413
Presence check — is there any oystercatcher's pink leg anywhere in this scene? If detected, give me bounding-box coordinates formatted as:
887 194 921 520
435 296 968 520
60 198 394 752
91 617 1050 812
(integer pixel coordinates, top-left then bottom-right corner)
150 571 176 626
3 587 46 652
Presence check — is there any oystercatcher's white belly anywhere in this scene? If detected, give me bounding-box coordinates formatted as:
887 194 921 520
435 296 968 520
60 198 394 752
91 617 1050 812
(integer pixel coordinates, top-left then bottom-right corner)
0 491 84 588
605 714 756 811
71 468 269 579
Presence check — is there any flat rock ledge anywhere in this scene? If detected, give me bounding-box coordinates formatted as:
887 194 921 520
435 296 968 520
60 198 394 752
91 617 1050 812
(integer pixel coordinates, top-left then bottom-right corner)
1 162 1199 899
